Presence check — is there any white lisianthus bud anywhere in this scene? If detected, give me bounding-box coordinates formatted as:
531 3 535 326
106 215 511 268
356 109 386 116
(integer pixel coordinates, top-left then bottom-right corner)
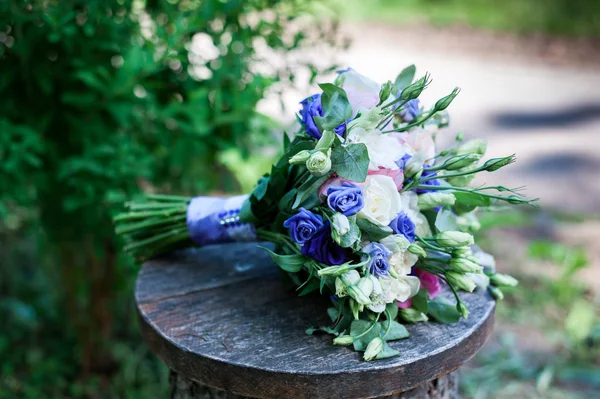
456 212 481 232
435 231 474 248
348 277 374 305
399 308 428 323
446 271 477 292
404 152 426 179
332 213 350 236
490 273 519 288
306 149 331 176
488 285 504 300
452 247 472 257
457 139 487 156
417 192 456 210
458 302 469 319
449 257 483 273
467 272 490 290
407 244 427 258
335 277 346 297
333 335 354 346
363 337 384 361
339 270 360 287
288 150 311 164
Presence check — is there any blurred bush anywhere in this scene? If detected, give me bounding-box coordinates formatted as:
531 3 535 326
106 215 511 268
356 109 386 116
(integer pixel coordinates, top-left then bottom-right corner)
0 0 340 396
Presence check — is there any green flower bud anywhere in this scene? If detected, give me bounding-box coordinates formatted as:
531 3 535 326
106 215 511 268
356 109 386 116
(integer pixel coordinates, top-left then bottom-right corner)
449 257 482 273
442 153 481 171
446 271 477 292
446 169 476 187
363 337 384 361
434 87 460 111
483 155 516 172
490 273 519 288
333 335 354 346
404 152 426 179
288 150 311 164
399 308 428 323
399 75 428 100
435 231 474 248
306 150 331 176
488 285 504 300
458 302 470 319
457 139 487 156
407 244 427 258
418 192 456 210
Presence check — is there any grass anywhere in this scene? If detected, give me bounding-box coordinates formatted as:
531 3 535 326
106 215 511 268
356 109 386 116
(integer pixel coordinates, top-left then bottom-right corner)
337 0 600 37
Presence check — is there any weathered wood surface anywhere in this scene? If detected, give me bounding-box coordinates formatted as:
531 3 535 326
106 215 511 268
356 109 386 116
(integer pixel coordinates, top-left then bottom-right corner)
170 370 459 399
136 243 495 399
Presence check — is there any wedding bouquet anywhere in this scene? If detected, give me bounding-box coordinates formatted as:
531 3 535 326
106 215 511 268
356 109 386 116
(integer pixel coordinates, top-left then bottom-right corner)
114 67 536 360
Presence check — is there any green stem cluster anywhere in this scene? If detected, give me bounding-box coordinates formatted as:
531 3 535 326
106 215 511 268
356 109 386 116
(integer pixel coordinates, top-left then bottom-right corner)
113 194 192 261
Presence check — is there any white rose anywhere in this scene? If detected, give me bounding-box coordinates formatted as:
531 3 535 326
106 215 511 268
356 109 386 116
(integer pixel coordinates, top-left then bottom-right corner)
358 175 403 226
379 275 420 303
347 127 409 170
379 235 417 276
337 68 381 115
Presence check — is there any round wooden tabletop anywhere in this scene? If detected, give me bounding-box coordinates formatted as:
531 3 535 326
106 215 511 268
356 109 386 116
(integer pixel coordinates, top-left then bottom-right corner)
136 243 495 399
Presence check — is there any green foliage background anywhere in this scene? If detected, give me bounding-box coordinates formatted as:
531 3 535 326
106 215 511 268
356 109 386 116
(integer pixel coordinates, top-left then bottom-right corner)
0 0 340 396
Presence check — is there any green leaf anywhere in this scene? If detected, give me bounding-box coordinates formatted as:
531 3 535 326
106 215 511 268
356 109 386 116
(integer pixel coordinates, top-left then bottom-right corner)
385 302 399 320
327 307 340 322
260 247 306 273
331 142 369 182
565 300 596 342
278 188 297 212
252 176 269 201
452 192 493 214
427 296 461 324
375 342 401 360
298 278 320 296
306 325 339 336
381 320 410 341
356 218 393 241
351 320 382 351
292 173 331 209
394 65 416 93
412 288 429 313
313 83 352 131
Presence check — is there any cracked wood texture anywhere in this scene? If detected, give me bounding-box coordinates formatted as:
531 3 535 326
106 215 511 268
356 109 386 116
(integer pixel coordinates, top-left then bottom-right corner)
136 243 495 399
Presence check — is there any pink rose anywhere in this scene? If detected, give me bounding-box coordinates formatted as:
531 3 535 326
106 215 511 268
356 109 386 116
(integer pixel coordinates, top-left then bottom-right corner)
368 168 403 191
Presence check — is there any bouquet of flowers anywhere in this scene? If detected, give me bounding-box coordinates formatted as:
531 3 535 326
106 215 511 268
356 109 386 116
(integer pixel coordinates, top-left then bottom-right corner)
114 67 536 361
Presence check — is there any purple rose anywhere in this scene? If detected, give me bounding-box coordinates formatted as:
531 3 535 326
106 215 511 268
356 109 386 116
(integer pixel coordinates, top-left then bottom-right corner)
326 182 364 216
399 99 421 122
362 242 392 277
283 208 324 244
299 94 346 140
389 211 416 242
301 222 347 265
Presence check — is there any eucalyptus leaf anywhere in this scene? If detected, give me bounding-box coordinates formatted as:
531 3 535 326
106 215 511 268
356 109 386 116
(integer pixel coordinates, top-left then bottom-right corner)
427 296 461 324
394 64 416 93
412 288 429 313
375 342 401 360
351 320 382 351
453 192 493 214
381 320 410 341
330 142 369 182
356 218 393 241
314 83 352 131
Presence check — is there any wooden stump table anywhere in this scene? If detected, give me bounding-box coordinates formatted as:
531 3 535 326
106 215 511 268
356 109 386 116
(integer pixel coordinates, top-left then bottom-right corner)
136 243 495 399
